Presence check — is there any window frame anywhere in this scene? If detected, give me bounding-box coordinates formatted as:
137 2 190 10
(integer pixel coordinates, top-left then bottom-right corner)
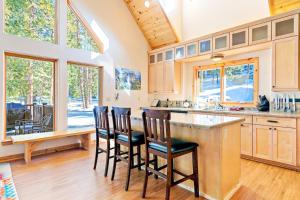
66 61 103 130
3 52 57 141
193 58 259 107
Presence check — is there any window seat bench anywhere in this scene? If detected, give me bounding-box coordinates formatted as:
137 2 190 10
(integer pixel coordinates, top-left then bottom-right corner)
10 129 94 164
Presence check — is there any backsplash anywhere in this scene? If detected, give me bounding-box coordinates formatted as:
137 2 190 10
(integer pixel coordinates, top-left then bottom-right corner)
158 99 194 108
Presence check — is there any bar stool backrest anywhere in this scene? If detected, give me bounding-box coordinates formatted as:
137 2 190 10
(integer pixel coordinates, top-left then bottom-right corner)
93 106 110 139
142 109 172 154
111 107 132 144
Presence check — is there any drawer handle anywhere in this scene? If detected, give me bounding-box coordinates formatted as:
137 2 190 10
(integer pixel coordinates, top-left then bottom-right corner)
267 120 278 123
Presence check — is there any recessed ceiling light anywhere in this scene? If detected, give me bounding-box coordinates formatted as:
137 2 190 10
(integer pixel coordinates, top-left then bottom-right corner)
145 0 150 8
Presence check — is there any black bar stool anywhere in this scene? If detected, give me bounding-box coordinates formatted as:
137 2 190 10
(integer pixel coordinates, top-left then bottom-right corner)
111 107 145 191
93 106 114 177
141 109 199 200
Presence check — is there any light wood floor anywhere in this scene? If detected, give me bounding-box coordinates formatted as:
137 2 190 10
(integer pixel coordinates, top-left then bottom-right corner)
10 145 300 200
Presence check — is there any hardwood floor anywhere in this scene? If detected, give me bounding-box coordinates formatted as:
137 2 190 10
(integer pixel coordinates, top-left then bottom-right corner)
10 144 300 200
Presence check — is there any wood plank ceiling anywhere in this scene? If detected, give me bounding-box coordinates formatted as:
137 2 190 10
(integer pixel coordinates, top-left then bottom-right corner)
124 0 178 49
269 0 300 15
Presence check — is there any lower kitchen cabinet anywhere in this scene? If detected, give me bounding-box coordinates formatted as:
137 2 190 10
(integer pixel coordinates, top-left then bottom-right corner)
241 123 253 156
253 125 273 160
253 124 297 166
273 127 296 165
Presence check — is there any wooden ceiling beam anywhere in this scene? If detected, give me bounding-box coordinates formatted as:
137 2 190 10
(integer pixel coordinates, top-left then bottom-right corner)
269 0 300 15
124 0 178 49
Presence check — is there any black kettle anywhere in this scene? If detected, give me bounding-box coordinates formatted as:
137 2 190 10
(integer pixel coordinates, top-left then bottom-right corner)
256 95 270 112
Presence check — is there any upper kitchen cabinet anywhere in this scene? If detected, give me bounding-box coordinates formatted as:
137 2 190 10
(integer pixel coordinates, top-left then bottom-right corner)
175 45 186 60
230 28 249 49
148 61 182 94
213 33 229 52
165 49 174 61
148 62 164 93
272 14 299 40
186 42 198 58
249 22 271 45
149 54 156 64
199 38 212 55
272 36 300 91
156 52 164 63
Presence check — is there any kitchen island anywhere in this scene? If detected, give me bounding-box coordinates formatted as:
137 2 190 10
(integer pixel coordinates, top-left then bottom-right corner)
130 110 244 200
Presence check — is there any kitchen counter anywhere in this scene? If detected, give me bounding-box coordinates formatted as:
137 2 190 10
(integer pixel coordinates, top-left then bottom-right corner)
142 107 300 118
130 109 242 200
131 109 244 129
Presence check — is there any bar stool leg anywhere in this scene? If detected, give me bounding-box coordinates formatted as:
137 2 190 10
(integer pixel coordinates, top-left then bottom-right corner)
142 149 149 198
165 158 172 200
111 143 118 181
137 145 141 170
104 140 110 177
154 155 158 179
93 138 99 170
192 148 199 197
125 147 133 191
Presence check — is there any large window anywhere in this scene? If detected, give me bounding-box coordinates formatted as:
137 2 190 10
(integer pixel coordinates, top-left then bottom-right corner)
67 63 100 129
4 0 56 43
5 54 55 137
194 58 258 106
67 5 99 52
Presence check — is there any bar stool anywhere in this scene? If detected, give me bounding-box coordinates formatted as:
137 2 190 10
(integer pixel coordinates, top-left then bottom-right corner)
111 107 145 191
93 106 114 177
141 109 199 200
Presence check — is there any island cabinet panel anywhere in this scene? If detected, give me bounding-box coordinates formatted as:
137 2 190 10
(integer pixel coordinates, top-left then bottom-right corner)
272 36 300 91
272 14 299 40
249 22 271 45
241 123 253 156
253 125 273 160
272 127 296 165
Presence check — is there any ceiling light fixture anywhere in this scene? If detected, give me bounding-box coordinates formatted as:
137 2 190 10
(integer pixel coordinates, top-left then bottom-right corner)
211 54 224 62
144 0 150 8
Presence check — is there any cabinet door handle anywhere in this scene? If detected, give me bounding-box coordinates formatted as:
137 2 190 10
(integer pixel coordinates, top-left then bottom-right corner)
274 128 277 130
267 120 278 123
269 128 272 130
241 124 244 127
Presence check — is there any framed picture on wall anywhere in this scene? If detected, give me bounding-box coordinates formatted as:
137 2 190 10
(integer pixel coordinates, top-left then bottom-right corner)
115 67 141 90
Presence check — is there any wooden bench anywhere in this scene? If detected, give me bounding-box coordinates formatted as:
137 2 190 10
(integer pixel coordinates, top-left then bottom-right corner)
11 129 94 164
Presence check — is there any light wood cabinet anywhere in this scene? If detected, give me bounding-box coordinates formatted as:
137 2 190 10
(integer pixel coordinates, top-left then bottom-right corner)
253 125 273 160
230 28 248 49
199 38 212 55
272 14 299 40
148 63 164 93
148 61 181 94
249 22 271 45
272 36 300 91
175 45 185 60
186 42 198 58
273 127 296 165
165 49 174 61
241 123 253 156
253 120 297 166
213 33 229 52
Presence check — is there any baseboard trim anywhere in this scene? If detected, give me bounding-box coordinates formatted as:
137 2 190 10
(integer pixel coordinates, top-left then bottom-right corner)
241 154 300 171
0 143 82 163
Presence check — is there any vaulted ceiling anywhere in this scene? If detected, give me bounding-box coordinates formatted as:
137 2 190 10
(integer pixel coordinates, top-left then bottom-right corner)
269 0 300 15
124 0 178 49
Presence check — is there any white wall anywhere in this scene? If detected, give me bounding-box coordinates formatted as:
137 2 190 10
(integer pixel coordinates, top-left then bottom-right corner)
182 0 270 40
0 0 149 157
